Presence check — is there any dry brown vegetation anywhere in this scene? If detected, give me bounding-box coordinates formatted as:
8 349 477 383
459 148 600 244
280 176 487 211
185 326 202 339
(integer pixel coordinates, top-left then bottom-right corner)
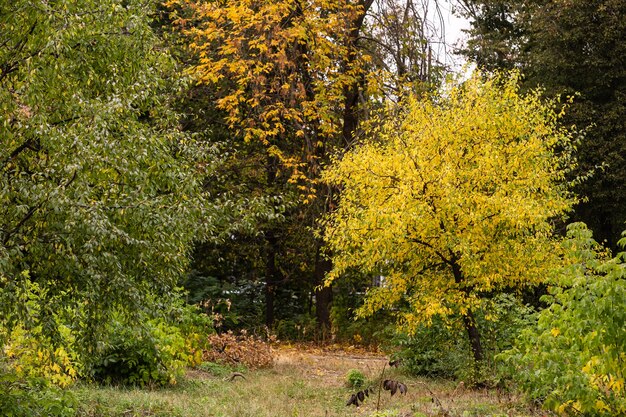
203 331 274 369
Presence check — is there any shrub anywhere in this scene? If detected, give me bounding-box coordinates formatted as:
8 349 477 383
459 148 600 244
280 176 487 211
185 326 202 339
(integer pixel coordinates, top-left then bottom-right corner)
395 317 466 379
397 293 535 384
501 223 626 415
88 302 208 386
88 318 183 386
346 369 366 388
3 325 80 388
0 365 76 417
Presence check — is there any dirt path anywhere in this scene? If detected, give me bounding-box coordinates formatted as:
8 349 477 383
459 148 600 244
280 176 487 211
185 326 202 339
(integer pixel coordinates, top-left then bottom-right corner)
273 345 389 387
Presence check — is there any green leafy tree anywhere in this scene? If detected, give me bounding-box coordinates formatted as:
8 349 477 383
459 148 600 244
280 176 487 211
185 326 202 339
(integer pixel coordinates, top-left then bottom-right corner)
459 0 626 248
502 223 626 415
323 72 577 365
457 0 526 71
522 0 626 249
0 0 219 353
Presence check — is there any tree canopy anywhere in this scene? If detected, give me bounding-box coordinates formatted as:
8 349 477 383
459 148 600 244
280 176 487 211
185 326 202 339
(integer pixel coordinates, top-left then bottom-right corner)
0 0 219 347
459 0 626 247
167 0 375 191
166 0 447 331
323 72 578 362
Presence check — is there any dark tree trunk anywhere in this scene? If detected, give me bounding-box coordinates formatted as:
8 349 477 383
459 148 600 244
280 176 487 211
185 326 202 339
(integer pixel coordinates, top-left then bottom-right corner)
310 0 374 337
264 156 282 328
341 0 373 147
314 247 333 335
451 258 484 364
463 309 484 363
264 230 279 328
342 75 359 147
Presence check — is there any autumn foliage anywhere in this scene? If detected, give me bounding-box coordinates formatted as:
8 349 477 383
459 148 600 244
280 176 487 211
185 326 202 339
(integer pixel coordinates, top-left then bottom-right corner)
167 0 376 195
323 72 578 362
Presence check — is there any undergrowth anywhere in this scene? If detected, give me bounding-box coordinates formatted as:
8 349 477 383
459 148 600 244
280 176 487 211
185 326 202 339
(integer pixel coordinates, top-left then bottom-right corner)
204 331 274 369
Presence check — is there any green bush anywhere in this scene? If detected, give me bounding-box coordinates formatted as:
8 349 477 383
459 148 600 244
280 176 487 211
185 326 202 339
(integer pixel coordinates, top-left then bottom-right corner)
346 369 366 388
0 367 76 417
84 294 214 385
397 294 535 384
88 302 209 386
501 223 626 415
395 317 465 379
89 318 178 386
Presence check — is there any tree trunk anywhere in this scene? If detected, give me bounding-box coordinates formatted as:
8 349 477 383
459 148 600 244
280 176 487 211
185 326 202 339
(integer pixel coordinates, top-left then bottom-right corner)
463 309 484 363
264 230 279 328
264 156 281 328
451 258 484 364
314 246 333 337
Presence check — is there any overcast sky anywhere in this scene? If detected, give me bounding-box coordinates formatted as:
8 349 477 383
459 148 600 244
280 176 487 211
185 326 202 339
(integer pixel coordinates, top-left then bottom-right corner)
439 0 471 70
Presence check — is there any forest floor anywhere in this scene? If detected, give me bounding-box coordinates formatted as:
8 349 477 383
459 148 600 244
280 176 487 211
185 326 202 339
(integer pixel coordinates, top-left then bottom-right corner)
74 344 550 417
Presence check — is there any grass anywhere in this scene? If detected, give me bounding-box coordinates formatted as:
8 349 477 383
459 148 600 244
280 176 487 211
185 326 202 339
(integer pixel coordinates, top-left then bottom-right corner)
74 369 348 417
72 347 548 417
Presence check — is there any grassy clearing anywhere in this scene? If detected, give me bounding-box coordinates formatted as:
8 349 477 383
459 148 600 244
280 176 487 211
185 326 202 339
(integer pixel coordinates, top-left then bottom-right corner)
73 347 547 417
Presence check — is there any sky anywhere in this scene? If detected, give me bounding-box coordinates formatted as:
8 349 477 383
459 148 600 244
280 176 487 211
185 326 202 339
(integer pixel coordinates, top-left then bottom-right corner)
438 0 472 70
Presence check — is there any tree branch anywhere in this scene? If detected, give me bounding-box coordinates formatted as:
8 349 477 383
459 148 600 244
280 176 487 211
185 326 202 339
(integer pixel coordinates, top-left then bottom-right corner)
409 237 452 266
2 200 44 245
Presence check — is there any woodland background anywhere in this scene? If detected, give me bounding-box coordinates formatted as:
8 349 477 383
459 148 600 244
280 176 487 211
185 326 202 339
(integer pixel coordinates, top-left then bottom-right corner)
0 0 624 415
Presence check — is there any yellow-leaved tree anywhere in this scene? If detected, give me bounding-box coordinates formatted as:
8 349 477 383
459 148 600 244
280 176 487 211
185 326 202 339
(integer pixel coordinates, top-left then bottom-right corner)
166 0 377 330
166 0 375 188
166 0 450 332
323 72 577 364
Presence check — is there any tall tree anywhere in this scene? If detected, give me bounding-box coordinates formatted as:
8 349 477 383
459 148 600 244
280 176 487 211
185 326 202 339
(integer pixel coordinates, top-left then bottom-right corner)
459 0 626 248
457 0 524 71
323 72 577 363
167 0 376 330
167 0 447 332
0 0 221 348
